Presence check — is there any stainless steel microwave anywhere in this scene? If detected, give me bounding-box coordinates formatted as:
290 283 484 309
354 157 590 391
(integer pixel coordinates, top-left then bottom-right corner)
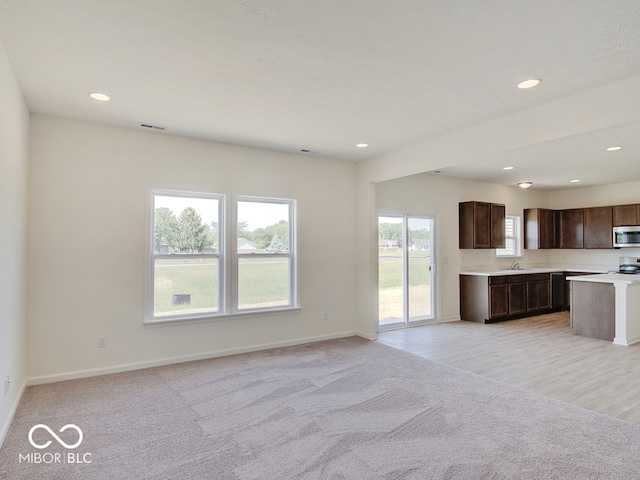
613 226 640 248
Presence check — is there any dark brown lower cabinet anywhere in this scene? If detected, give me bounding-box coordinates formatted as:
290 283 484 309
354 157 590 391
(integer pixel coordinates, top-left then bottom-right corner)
526 274 551 312
508 280 527 316
489 283 509 319
460 273 556 324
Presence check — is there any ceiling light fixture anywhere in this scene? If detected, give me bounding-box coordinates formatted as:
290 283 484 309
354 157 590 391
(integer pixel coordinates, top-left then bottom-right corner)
570 179 581 183
503 166 515 170
517 79 541 89
517 182 533 189
89 92 110 102
606 146 622 151
356 143 369 148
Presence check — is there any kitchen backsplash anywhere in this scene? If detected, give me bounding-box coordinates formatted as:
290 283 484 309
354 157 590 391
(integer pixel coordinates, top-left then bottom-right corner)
548 249 640 270
459 248 549 269
457 247 640 271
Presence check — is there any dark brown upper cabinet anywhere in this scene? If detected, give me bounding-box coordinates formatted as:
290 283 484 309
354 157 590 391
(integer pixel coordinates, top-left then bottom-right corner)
459 201 506 249
558 209 584 249
526 202 639 250
524 208 557 249
584 206 613 249
613 204 640 226
490 203 506 249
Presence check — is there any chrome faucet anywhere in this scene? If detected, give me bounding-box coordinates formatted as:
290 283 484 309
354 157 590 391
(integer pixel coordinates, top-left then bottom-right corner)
510 261 521 270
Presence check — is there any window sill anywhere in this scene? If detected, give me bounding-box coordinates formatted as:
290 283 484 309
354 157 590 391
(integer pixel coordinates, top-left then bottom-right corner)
144 306 302 328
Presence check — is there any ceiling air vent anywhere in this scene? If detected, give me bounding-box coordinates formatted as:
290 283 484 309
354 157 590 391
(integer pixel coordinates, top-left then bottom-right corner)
139 123 167 131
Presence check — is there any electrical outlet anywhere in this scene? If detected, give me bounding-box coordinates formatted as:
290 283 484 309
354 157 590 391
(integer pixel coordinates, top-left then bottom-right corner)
98 336 107 348
4 376 9 396
323 312 328 321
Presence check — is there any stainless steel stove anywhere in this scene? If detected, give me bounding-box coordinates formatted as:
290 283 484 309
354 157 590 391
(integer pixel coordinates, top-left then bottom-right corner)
613 257 640 275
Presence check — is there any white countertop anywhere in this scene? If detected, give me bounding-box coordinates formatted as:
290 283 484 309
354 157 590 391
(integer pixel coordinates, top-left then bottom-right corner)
459 265 609 277
568 273 640 285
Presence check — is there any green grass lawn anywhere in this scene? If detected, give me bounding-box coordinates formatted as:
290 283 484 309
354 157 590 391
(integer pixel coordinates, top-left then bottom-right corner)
155 250 430 317
238 258 289 308
378 249 431 289
378 249 432 322
154 257 290 316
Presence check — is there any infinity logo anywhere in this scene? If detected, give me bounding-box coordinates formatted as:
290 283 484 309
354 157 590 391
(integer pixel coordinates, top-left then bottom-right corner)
28 424 83 450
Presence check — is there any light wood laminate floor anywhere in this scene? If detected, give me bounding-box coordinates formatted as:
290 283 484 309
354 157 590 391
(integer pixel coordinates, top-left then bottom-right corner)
377 311 640 424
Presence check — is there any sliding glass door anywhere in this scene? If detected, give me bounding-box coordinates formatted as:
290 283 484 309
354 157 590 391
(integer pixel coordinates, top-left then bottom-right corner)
378 214 435 329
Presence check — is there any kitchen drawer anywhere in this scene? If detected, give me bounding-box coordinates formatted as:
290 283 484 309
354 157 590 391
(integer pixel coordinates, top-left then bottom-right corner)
526 273 549 282
489 276 508 285
508 275 527 283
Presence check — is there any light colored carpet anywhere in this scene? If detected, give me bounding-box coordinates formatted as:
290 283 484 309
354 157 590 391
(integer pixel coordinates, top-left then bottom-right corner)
3 337 640 479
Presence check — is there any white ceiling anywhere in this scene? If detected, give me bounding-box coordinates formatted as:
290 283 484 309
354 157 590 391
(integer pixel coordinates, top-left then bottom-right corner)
2 1 640 189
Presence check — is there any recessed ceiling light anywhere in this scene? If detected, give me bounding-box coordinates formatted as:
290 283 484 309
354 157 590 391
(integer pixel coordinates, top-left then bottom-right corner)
517 79 541 89
356 143 369 148
89 92 110 102
517 182 533 189
503 166 515 170
570 179 581 183
606 146 622 151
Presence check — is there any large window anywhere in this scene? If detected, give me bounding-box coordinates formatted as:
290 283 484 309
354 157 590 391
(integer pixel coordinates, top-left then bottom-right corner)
496 215 521 257
236 198 295 311
152 193 222 318
150 191 297 323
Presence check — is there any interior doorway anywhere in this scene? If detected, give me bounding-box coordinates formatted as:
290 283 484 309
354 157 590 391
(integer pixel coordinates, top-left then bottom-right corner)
378 214 436 330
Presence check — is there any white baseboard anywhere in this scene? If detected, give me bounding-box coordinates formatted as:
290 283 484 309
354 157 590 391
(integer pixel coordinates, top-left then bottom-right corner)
27 331 364 386
613 334 640 347
356 331 378 341
0 378 28 450
439 315 462 323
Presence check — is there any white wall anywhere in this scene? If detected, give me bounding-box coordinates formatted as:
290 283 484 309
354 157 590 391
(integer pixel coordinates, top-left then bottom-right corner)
375 173 549 323
0 40 29 443
27 115 359 381
548 180 640 209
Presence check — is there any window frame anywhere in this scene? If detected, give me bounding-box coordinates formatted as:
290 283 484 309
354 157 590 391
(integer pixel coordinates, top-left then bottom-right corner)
149 190 225 322
146 190 299 326
233 196 298 313
496 215 522 257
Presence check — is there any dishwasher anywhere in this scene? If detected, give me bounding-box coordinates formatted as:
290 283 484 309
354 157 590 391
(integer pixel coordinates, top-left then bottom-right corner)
550 272 565 309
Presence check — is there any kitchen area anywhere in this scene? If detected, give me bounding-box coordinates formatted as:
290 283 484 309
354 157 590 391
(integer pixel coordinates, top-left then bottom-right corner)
459 201 640 346
376 176 640 425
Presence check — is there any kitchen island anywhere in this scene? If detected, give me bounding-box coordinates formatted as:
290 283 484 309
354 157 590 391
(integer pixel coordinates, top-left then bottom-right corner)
569 274 640 346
